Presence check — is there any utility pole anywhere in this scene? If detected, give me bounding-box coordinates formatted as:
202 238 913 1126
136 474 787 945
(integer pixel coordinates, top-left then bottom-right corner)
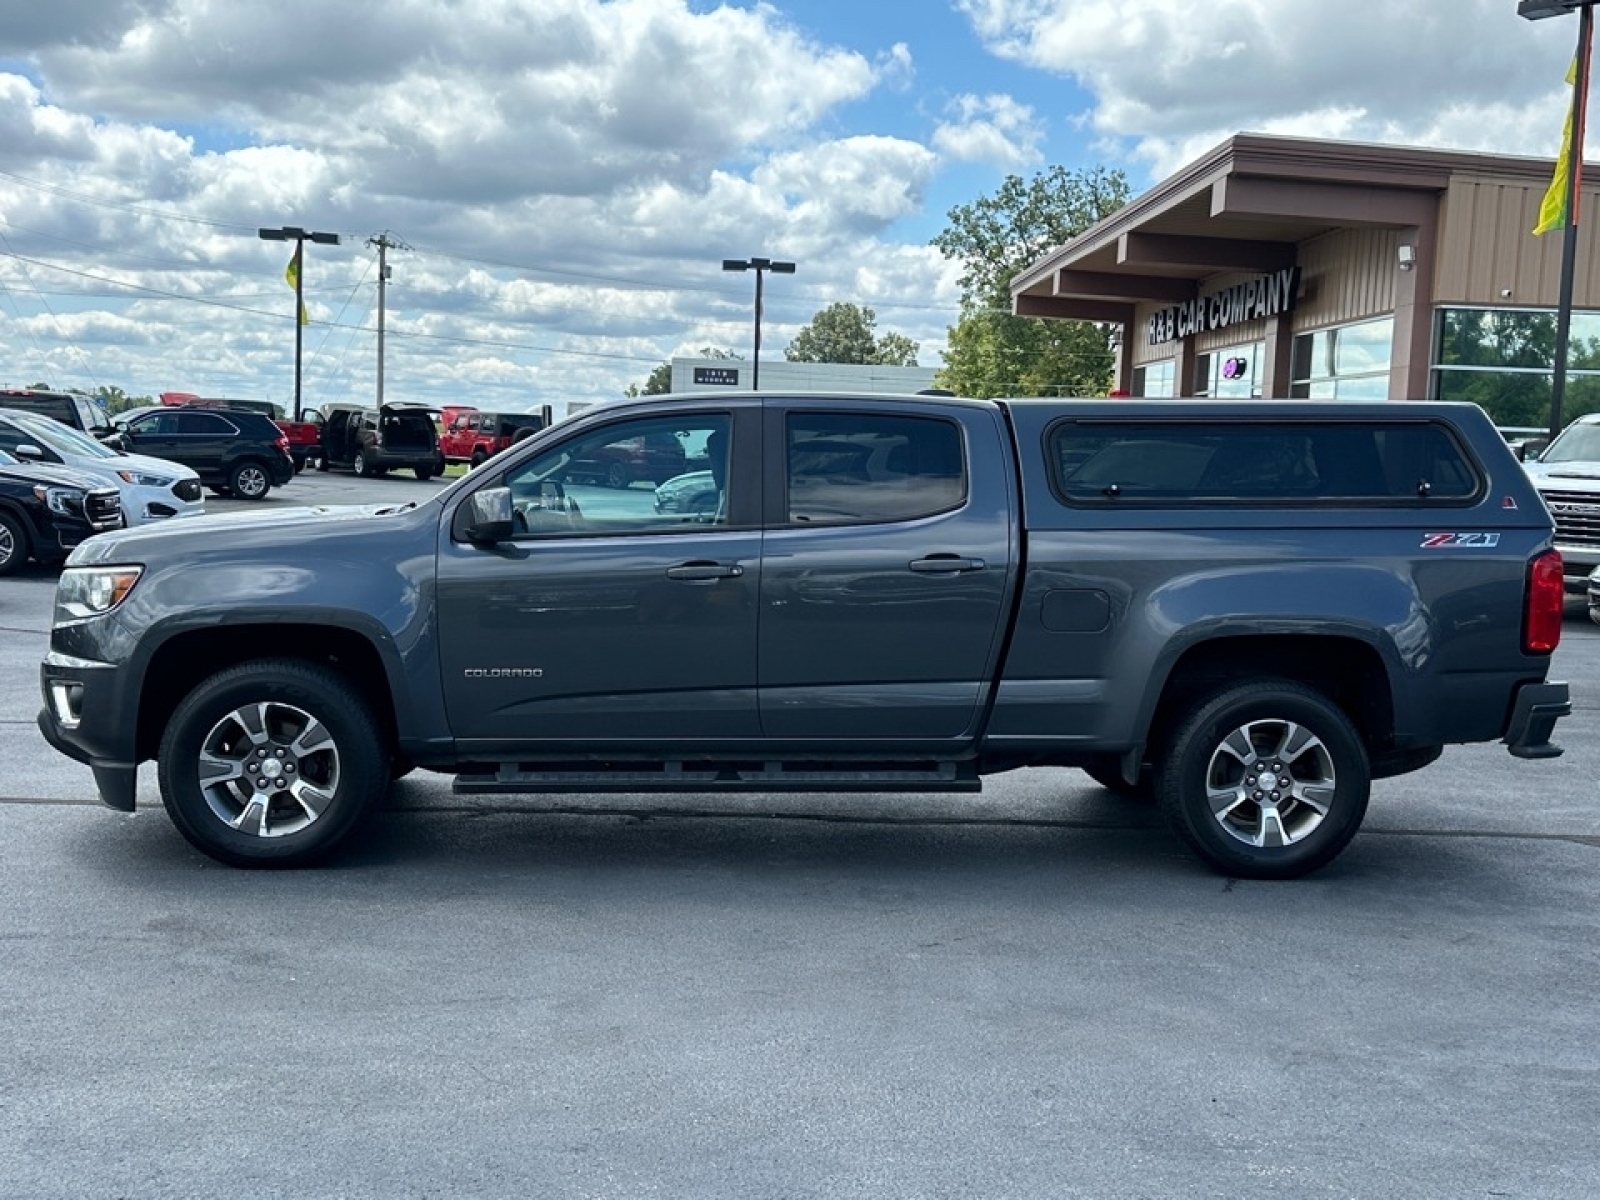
367 232 408 407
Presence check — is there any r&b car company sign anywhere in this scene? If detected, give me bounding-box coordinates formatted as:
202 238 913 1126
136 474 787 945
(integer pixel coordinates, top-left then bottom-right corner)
1146 267 1301 346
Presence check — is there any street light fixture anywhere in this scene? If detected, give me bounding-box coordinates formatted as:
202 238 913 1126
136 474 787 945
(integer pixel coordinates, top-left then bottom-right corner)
1519 0 1599 440
259 226 341 421
722 256 795 390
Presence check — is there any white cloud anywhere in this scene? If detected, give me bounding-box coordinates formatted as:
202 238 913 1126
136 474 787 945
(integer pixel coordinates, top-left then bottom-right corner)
0 1 956 410
956 0 1582 178
933 93 1043 170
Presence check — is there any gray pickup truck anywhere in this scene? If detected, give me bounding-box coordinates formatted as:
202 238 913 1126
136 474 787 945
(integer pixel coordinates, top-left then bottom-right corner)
39 394 1571 879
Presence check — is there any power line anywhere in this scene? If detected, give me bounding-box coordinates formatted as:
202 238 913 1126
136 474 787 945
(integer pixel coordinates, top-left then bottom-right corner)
0 167 286 235
0 168 963 319
0 248 666 367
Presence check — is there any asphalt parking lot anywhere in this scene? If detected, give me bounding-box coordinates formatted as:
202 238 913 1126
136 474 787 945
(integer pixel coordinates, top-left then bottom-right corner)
3 467 1599 1198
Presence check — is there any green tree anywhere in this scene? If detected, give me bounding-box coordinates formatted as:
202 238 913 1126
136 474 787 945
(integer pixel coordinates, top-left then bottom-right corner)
626 362 673 398
784 303 919 366
931 164 1130 398
91 384 152 415
625 348 741 397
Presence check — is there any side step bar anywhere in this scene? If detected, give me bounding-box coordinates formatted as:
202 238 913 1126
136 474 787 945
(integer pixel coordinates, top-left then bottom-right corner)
453 760 981 795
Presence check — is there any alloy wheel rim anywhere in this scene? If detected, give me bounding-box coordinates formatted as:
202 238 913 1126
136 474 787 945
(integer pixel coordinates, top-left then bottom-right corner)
197 700 341 837
1204 718 1336 848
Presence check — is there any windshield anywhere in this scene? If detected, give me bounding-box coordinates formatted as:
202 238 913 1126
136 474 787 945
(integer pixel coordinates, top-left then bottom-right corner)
1540 422 1600 464
15 413 120 459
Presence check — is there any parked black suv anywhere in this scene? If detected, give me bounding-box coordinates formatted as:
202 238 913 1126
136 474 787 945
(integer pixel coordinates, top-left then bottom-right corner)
0 388 119 442
0 448 123 575
319 402 443 480
111 407 295 500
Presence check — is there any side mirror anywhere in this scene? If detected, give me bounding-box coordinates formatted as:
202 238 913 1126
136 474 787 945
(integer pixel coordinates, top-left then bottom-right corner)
464 487 514 543
13 442 47 462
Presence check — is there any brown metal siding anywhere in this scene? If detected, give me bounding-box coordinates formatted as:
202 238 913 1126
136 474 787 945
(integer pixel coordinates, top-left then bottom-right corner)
1437 175 1600 306
1130 229 1396 367
1290 228 1397 331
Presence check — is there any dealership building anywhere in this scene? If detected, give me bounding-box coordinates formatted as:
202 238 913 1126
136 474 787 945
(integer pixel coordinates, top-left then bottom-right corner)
1010 133 1600 422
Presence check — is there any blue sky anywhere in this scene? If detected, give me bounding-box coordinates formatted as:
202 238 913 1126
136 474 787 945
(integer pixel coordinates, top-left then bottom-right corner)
0 1 1586 412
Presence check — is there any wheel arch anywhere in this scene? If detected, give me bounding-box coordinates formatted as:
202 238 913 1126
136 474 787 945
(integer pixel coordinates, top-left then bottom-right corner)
1141 633 1396 767
135 622 404 763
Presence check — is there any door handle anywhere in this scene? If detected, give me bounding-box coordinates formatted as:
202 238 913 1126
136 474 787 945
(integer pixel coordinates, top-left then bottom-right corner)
908 555 986 574
666 560 744 581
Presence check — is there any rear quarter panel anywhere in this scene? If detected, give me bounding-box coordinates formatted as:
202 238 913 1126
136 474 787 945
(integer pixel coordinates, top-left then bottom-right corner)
988 400 1557 752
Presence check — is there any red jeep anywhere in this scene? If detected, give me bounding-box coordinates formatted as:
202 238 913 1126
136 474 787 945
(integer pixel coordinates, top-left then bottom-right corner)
440 409 549 468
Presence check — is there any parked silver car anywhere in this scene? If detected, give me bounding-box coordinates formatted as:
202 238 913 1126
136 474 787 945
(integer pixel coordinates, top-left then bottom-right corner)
0 407 205 525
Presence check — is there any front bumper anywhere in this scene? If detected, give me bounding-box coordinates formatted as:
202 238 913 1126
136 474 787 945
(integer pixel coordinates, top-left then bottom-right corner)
39 651 140 811
1502 680 1571 759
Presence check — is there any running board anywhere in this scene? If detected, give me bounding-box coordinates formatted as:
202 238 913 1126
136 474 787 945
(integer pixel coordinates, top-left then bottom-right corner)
452 760 980 795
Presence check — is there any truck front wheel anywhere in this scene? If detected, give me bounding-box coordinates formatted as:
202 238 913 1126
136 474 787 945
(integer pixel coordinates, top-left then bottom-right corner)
1156 680 1369 880
157 659 389 868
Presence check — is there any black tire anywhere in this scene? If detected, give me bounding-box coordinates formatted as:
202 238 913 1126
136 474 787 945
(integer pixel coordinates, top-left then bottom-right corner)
0 509 28 576
229 460 272 501
157 659 390 868
414 466 434 481
316 455 332 472
1155 680 1370 880
353 450 372 478
607 461 629 489
1082 757 1154 802
469 449 487 470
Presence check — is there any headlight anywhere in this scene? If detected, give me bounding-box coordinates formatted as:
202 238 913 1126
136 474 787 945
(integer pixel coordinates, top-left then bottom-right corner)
54 566 143 625
33 485 81 516
116 470 174 487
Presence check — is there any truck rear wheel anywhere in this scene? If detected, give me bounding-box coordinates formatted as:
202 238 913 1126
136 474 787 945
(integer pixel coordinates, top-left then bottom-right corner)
157 659 389 868
1155 680 1369 880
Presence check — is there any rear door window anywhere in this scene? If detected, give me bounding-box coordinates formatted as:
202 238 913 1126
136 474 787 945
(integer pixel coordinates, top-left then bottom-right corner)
1048 421 1482 505
177 412 236 436
784 412 966 525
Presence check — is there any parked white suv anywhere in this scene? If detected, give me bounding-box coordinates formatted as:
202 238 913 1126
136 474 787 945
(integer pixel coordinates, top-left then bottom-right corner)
0 407 205 525
1521 412 1600 592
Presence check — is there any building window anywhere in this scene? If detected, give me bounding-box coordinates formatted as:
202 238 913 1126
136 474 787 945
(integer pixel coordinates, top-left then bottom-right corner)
1132 359 1175 397
1290 317 1393 400
1195 342 1265 398
1433 308 1600 429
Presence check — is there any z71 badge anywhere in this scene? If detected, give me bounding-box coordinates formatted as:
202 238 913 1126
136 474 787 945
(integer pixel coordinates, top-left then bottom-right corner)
1421 532 1501 548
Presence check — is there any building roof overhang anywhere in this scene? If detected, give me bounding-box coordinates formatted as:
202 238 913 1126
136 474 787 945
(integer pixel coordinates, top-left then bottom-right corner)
1011 133 1567 312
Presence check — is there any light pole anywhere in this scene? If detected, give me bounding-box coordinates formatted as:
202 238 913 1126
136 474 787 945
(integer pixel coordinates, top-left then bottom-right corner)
722 256 795 390
258 226 341 420
1520 0 1597 441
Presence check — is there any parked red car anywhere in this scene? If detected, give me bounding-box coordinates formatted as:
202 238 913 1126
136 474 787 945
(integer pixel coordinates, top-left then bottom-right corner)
440 408 550 468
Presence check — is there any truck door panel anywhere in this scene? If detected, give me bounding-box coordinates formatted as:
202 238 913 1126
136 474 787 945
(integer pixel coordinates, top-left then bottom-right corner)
437 409 761 746
757 402 1015 742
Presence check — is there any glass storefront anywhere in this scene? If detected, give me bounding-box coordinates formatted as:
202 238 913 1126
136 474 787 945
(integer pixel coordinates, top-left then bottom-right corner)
1290 317 1393 399
1433 308 1600 429
1195 343 1265 398
1131 358 1175 397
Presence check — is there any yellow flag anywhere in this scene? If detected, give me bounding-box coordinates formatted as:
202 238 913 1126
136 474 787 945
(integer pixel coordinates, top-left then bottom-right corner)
284 250 308 326
1535 56 1580 236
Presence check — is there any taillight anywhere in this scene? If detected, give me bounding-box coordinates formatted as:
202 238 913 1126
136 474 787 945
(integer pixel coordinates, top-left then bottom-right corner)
1524 550 1565 654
